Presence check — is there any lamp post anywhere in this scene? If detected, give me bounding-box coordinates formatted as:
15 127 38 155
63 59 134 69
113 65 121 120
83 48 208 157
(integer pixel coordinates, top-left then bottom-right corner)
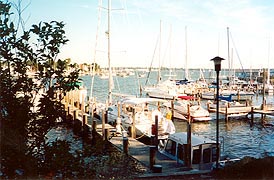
210 56 224 170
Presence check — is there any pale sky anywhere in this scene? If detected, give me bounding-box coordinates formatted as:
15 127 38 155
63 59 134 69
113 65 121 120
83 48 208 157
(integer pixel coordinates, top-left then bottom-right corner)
10 0 274 69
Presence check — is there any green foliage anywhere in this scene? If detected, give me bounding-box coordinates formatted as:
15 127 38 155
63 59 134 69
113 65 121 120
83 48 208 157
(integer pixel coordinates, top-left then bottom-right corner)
0 0 80 178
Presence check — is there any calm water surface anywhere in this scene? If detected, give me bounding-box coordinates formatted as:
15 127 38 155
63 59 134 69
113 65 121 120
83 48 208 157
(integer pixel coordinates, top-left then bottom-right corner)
81 69 274 158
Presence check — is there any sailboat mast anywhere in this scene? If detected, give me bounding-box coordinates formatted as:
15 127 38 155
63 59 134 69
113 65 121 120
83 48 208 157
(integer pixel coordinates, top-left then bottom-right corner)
158 20 162 84
267 36 270 85
185 26 188 80
227 27 230 83
90 0 102 100
107 0 112 105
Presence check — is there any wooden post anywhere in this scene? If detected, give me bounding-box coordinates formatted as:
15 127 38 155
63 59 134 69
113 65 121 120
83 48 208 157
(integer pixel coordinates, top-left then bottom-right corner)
102 109 105 140
91 102 94 121
132 108 136 139
104 110 108 124
76 101 80 109
171 97 175 122
104 128 109 141
72 90 75 108
82 114 88 138
225 107 228 123
85 105 89 113
199 144 203 170
116 102 122 134
73 109 79 133
73 109 79 120
91 119 97 145
82 114 87 127
186 122 192 169
92 120 97 133
149 145 156 170
123 137 129 154
155 115 158 144
187 104 191 122
67 106 71 116
237 90 240 102
206 102 210 112
150 135 156 146
117 101 121 117
250 107 254 126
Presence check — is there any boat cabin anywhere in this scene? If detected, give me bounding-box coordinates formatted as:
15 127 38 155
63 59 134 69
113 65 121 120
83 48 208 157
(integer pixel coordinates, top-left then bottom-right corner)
161 132 219 170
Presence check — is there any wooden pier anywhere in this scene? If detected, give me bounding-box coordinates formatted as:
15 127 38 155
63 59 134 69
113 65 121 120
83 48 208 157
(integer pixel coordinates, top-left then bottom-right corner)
207 100 274 123
60 94 212 178
60 89 274 178
95 123 212 178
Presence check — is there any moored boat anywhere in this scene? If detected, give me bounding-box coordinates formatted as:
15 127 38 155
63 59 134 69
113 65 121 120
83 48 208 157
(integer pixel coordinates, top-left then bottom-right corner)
107 97 176 140
160 132 240 170
160 132 219 170
164 100 212 122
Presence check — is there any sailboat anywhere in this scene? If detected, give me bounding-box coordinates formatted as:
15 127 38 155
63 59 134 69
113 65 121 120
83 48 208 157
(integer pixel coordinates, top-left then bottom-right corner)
107 97 176 139
144 23 187 99
91 1 175 140
201 27 255 101
163 99 212 122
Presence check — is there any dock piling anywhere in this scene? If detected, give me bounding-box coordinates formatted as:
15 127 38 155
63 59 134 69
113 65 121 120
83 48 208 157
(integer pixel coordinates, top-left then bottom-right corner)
102 109 105 140
155 115 158 144
149 145 156 170
123 137 129 154
250 107 254 126
132 108 136 139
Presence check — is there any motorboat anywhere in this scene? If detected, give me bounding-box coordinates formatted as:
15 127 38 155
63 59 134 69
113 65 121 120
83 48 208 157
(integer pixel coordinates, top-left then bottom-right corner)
160 132 219 170
160 132 240 170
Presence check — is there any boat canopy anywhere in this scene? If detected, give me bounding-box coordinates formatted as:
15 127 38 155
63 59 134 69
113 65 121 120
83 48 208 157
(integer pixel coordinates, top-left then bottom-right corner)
168 132 215 146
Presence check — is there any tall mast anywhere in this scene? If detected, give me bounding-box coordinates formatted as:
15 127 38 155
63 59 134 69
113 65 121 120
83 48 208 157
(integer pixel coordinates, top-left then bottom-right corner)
185 26 188 80
107 0 112 105
157 20 162 84
90 0 102 99
267 36 270 85
169 24 172 79
227 27 230 83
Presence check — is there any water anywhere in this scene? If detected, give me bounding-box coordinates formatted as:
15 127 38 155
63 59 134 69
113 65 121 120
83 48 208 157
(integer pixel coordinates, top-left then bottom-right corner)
81 69 274 159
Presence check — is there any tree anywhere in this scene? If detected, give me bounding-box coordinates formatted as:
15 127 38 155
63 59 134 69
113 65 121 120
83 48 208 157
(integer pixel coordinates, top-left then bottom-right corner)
0 1 80 177
91 62 100 72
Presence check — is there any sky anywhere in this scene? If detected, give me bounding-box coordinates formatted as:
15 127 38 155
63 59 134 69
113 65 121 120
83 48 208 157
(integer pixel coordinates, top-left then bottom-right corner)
8 0 274 69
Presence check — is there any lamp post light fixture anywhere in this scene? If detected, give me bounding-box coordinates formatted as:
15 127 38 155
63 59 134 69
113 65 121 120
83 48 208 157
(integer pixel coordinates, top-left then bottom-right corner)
210 56 225 170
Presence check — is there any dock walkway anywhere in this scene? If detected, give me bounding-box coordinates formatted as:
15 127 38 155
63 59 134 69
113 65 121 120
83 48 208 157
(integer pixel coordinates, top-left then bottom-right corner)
207 102 274 122
94 121 211 178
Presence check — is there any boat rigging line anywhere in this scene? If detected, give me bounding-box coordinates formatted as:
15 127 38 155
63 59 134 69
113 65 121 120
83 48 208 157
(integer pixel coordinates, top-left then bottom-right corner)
229 31 246 78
